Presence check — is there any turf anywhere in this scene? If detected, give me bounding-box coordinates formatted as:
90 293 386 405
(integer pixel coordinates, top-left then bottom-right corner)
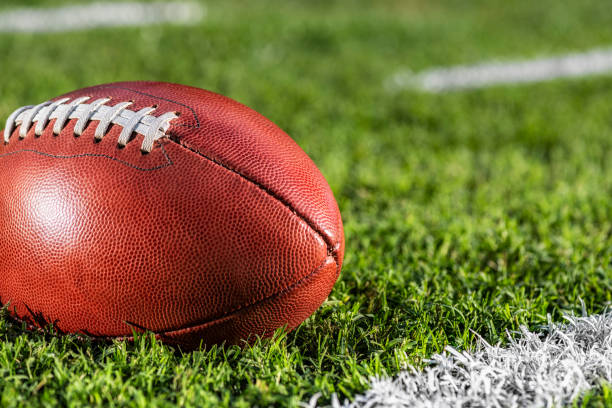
1 0 612 406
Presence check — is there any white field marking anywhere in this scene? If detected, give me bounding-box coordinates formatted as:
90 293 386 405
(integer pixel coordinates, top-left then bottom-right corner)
0 2 205 33
304 311 612 408
388 48 612 92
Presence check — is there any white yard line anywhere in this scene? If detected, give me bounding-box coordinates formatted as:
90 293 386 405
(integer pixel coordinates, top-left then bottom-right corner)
306 312 612 408
388 48 612 92
0 2 205 33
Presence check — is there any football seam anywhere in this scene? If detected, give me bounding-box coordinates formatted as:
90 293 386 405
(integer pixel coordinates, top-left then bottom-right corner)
168 136 340 264
141 254 335 339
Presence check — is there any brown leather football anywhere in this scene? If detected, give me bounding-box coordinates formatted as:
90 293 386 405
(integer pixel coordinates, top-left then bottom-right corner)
0 81 344 349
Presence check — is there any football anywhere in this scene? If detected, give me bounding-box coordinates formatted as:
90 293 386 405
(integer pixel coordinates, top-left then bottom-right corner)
0 81 344 349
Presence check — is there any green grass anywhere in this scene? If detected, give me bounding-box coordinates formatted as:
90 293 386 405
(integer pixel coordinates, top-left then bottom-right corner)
1 0 612 406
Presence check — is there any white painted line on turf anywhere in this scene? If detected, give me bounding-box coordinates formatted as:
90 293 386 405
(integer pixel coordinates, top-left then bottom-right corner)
388 48 612 92
306 311 612 408
0 2 205 33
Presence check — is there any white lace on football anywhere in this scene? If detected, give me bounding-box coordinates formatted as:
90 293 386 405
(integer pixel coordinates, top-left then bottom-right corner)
3 97 178 153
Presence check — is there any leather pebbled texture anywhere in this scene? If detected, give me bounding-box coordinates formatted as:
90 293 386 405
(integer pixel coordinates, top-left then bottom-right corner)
0 81 344 348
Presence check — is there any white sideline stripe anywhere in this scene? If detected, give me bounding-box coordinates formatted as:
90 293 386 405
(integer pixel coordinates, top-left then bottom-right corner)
305 312 612 408
0 2 205 33
388 48 612 92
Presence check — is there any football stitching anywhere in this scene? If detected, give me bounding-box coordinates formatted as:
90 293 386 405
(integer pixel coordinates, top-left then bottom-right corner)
3 97 178 153
96 84 201 128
